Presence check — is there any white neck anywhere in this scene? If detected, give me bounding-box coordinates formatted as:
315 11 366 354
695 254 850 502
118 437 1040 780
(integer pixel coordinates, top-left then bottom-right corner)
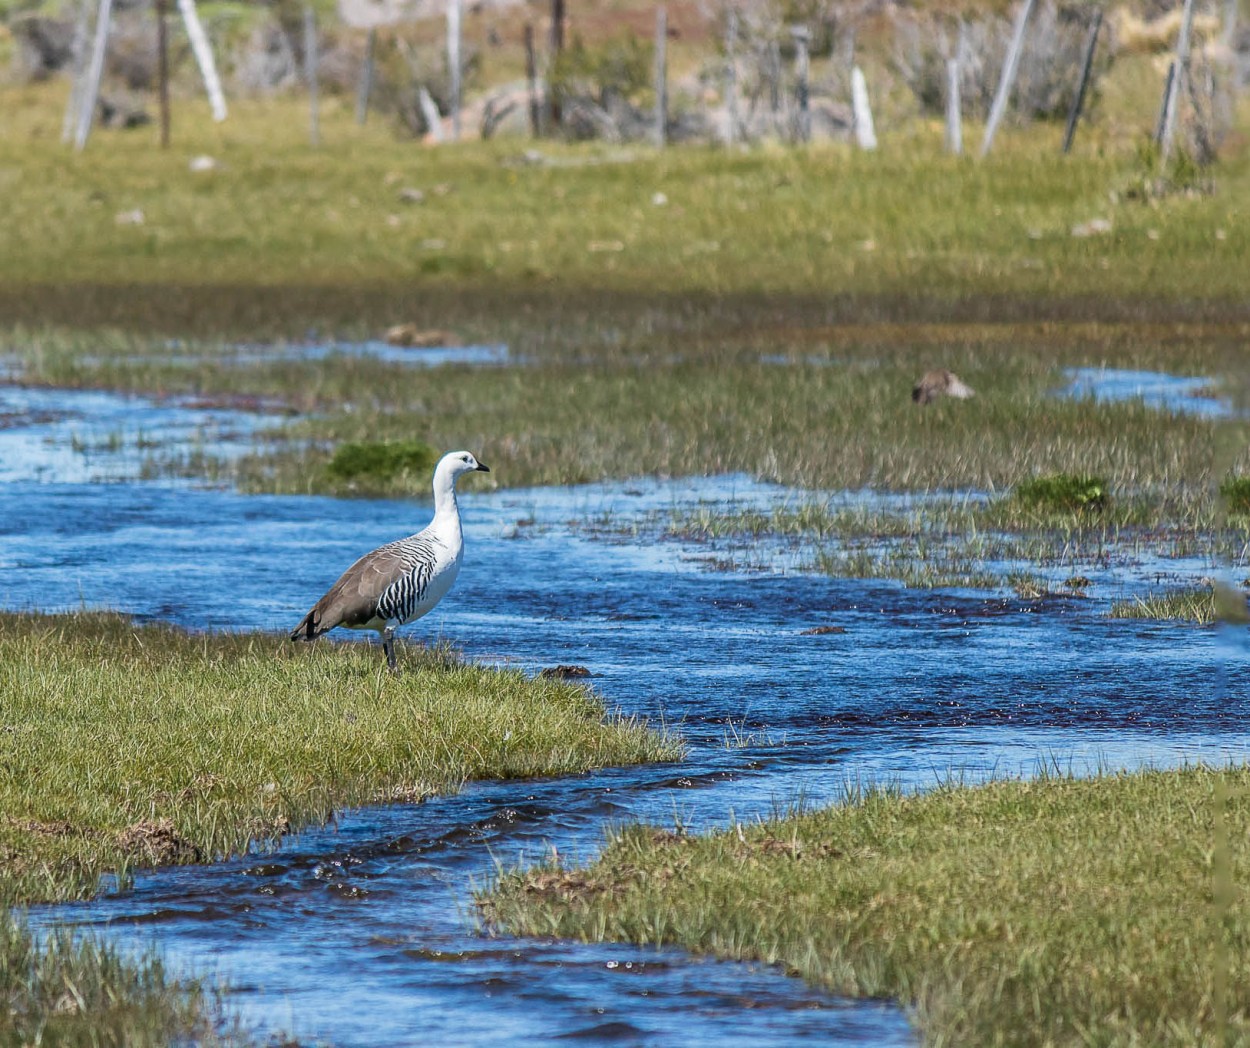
431 462 462 529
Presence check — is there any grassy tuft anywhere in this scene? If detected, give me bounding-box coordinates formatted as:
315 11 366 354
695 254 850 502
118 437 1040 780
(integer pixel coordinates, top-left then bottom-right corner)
0 611 679 904
482 767 1250 1045
1013 473 1108 514
1108 587 1219 624
324 438 440 496
0 916 221 1047
1220 476 1250 516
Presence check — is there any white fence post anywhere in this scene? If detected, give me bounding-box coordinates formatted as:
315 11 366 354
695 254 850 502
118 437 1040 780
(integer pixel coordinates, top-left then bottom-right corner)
304 4 318 146
981 0 1035 157
73 0 112 151
654 6 667 147
1159 0 1196 163
447 0 462 140
851 67 877 149
178 0 227 121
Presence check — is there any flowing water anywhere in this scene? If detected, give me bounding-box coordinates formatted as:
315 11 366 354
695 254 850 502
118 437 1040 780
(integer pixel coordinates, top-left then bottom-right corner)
3 379 1247 1046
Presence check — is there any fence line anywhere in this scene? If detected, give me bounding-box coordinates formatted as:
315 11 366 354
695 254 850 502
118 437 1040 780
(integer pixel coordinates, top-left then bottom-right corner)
53 1 1238 161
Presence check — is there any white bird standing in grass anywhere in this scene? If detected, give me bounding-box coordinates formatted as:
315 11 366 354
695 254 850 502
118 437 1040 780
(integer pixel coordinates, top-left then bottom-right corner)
291 450 490 671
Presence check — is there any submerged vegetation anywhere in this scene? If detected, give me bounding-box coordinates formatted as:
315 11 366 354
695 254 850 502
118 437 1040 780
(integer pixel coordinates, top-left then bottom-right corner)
482 766 1250 1045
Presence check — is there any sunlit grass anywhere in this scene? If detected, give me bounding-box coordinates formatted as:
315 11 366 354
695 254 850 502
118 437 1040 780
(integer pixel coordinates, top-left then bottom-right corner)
7 323 1246 499
0 611 679 904
482 766 1250 1045
0 78 1247 335
1108 586 1219 623
0 917 223 1047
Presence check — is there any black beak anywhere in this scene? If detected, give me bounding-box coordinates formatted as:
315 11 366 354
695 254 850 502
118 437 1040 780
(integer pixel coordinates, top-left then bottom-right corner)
476 463 491 473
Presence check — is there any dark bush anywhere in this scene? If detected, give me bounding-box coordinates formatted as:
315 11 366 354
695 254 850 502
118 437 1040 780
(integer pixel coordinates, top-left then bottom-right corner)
326 440 438 485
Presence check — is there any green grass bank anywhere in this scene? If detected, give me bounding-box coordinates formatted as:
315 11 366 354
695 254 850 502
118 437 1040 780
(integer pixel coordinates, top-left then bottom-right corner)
0 612 674 1042
0 611 677 903
483 766 1250 1045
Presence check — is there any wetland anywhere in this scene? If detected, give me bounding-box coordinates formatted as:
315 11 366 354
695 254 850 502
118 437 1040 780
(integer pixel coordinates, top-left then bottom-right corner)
2 80 1249 1045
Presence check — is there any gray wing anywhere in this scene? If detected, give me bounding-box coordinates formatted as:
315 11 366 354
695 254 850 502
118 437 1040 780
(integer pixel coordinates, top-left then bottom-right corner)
291 536 435 638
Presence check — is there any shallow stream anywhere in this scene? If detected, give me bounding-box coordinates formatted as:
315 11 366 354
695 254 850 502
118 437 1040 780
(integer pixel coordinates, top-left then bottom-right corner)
3 380 1247 1046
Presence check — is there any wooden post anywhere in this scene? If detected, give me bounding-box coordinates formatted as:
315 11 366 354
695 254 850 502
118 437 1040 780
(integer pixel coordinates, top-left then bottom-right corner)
304 4 319 146
61 0 91 144
524 23 541 136
1159 0 1196 164
356 27 376 125
447 0 461 140
1062 8 1102 154
724 8 738 144
851 66 876 149
549 0 564 127
791 24 810 144
178 0 227 121
980 0 1035 157
156 0 170 147
74 0 112 151
654 6 667 147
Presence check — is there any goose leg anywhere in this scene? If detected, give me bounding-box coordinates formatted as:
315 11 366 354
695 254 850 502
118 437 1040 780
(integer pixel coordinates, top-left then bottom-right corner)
382 628 398 672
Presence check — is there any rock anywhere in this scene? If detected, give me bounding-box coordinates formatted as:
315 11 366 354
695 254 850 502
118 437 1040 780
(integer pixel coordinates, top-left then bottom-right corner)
912 369 975 406
1071 217 1112 238
114 208 145 226
188 155 218 173
383 324 461 348
801 625 847 636
540 665 592 679
398 187 426 204
99 94 151 130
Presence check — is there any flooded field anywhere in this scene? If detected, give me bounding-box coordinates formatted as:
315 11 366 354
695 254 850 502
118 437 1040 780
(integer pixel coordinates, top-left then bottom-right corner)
3 373 1247 1045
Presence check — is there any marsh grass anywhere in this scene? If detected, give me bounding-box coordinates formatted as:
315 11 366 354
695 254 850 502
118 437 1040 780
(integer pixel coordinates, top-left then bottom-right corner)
0 917 222 1047
481 766 1250 1045
664 493 1249 591
0 611 678 904
9 323 1247 500
1108 587 1219 624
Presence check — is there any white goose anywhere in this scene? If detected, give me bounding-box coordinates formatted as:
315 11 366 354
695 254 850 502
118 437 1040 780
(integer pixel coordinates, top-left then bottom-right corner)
291 450 490 670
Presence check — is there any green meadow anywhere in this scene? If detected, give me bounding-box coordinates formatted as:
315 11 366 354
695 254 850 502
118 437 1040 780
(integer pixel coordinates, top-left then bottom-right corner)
483 767 1250 1045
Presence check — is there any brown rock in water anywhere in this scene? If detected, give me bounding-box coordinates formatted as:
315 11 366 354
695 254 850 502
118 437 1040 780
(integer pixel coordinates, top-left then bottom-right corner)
801 625 847 636
540 665 592 679
912 369 975 405
384 324 461 348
